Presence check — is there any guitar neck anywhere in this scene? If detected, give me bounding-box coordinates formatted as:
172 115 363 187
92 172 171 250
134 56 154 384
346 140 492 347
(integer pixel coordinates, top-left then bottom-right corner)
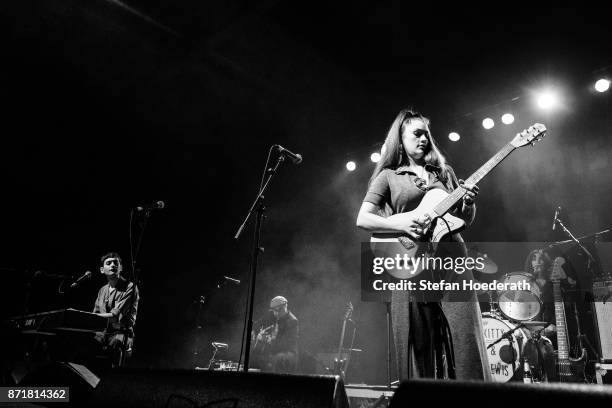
336 320 348 358
433 143 516 216
552 280 570 361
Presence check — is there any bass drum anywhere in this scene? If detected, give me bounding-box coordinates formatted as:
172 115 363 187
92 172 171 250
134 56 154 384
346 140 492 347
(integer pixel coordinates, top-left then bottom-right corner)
497 271 541 321
481 313 528 382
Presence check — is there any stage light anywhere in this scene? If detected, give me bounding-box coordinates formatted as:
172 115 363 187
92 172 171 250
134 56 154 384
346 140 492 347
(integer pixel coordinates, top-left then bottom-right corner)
482 118 495 130
536 90 559 110
346 161 356 171
370 152 381 163
595 79 610 93
448 132 460 142
501 113 515 125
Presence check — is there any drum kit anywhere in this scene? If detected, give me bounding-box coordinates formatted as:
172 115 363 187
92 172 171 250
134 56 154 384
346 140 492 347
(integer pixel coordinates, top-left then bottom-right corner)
470 249 551 383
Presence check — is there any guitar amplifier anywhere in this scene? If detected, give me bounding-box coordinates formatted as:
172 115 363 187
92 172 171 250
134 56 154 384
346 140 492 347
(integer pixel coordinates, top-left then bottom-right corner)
592 280 612 362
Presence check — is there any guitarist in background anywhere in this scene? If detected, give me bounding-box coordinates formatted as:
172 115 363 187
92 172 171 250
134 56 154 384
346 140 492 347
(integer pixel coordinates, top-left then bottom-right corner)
356 108 491 381
252 296 299 373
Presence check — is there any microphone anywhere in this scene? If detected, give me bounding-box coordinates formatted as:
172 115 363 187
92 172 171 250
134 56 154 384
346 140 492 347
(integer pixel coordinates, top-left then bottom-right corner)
275 145 303 164
552 206 561 231
70 271 92 288
216 276 241 288
136 200 165 212
223 276 241 285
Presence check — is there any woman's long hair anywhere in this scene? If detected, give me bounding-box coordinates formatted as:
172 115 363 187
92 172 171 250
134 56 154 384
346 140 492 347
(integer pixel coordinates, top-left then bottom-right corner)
524 248 552 280
369 108 450 186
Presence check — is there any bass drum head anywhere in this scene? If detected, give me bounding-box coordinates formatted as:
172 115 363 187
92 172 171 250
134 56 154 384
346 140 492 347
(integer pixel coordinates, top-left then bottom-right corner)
481 313 527 382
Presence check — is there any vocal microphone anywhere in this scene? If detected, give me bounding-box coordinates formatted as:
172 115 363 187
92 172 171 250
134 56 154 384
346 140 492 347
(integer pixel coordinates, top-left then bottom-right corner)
70 271 92 288
274 145 303 164
136 200 165 212
223 276 241 285
552 206 561 231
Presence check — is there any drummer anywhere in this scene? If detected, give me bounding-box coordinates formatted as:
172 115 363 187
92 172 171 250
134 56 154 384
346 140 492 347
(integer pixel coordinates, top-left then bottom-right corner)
524 248 577 334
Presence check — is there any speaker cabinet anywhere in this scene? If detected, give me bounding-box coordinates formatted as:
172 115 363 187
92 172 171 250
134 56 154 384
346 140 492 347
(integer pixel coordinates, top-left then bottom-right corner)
87 369 348 408
389 379 612 407
592 282 612 362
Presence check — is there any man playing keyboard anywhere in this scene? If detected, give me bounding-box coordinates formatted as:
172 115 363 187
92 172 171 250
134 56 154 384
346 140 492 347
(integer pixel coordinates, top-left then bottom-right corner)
93 252 139 368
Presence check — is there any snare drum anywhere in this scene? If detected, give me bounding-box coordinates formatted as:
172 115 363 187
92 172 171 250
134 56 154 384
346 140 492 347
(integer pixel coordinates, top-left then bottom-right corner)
481 313 527 382
497 271 541 321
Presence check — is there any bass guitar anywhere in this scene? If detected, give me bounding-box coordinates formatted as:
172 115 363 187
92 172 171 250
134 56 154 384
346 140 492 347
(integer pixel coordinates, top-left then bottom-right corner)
551 257 587 382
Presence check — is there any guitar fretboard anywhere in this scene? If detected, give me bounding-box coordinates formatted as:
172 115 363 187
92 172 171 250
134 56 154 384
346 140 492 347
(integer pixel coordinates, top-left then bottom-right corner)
552 279 569 360
433 143 516 216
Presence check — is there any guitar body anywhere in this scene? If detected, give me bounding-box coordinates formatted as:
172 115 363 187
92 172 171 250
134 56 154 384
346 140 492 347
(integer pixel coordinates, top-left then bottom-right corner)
554 348 587 382
370 188 466 279
251 324 276 356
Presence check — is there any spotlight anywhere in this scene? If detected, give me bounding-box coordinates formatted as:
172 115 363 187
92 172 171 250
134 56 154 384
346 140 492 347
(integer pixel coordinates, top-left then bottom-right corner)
346 161 356 171
370 152 381 163
501 113 515 125
448 132 460 142
482 118 495 130
536 90 559 110
595 78 610 93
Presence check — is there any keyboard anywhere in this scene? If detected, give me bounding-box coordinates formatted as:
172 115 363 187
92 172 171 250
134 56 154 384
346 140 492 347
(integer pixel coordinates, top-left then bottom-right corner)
9 308 108 334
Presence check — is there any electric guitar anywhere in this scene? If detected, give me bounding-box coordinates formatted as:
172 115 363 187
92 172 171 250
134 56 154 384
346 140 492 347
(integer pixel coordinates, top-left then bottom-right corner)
370 123 547 279
551 257 587 382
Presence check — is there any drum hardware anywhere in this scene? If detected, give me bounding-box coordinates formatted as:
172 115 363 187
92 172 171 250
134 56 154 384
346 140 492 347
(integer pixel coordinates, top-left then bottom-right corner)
486 290 500 316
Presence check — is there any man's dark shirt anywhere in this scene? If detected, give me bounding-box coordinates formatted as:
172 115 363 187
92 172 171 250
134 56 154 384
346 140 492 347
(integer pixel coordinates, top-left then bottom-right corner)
271 311 298 355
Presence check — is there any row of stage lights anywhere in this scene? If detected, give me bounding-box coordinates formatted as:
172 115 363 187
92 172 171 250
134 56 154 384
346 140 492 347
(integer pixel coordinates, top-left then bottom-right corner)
345 78 611 171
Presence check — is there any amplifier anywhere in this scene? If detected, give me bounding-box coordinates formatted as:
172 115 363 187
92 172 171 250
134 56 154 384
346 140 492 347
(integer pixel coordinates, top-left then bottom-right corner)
592 280 612 362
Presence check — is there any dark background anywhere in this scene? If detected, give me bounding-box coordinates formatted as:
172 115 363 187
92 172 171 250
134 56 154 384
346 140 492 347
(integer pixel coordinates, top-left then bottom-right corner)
1 1 611 384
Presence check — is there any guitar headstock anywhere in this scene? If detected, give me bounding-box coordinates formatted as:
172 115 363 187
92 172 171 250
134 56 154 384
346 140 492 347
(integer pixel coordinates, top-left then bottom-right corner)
344 301 353 320
551 256 566 283
510 123 547 147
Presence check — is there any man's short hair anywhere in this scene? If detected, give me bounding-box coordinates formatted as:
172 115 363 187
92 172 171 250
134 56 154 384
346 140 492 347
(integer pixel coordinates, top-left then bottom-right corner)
270 296 288 309
100 252 122 267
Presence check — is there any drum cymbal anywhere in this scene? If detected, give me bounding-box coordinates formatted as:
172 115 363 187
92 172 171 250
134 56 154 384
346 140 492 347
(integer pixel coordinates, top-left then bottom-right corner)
468 250 498 274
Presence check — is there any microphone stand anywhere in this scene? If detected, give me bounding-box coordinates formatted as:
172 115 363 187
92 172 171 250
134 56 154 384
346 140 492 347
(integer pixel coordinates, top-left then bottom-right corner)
487 323 526 349
235 152 286 371
487 323 525 377
130 208 153 287
551 218 597 266
192 277 236 369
